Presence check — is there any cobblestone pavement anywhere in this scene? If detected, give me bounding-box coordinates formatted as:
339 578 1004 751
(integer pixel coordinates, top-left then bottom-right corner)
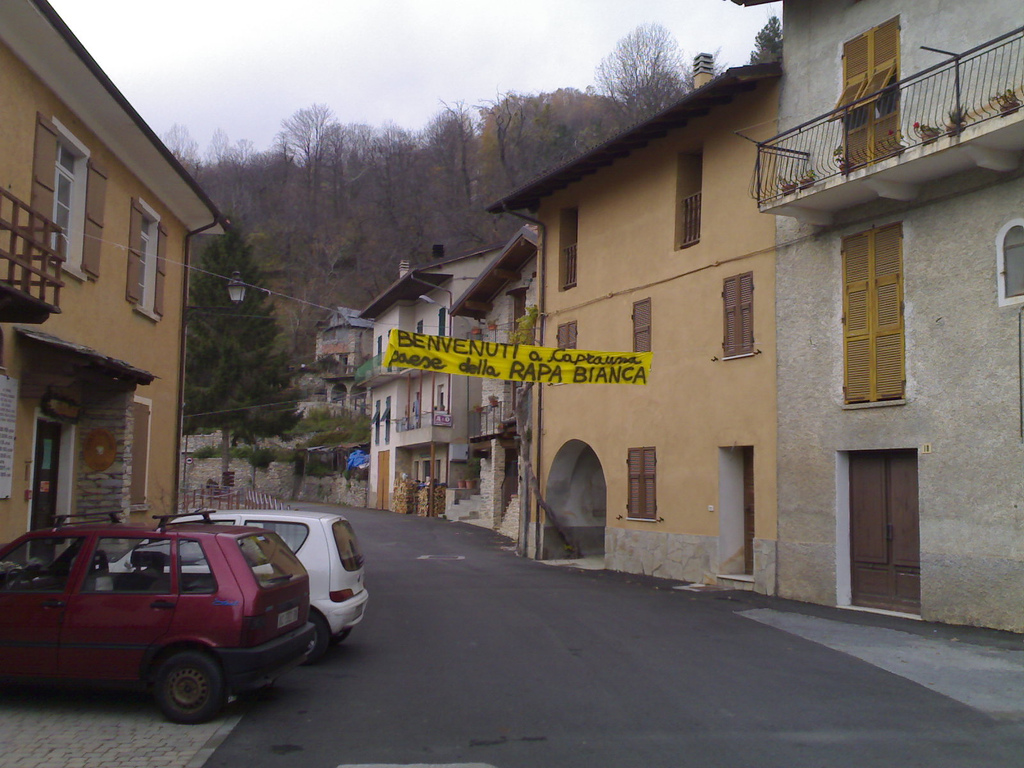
0 684 240 768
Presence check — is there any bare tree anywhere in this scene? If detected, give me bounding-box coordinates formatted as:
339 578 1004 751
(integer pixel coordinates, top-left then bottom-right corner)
595 23 689 128
162 123 201 175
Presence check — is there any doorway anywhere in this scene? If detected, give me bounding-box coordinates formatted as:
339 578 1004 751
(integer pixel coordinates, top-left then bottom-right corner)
718 446 754 575
849 450 920 613
31 420 62 529
376 450 390 510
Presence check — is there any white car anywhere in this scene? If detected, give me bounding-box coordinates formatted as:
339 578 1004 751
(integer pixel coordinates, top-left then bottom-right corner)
181 508 368 663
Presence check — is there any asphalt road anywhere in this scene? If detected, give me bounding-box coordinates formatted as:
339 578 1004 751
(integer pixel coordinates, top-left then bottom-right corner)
203 505 1024 768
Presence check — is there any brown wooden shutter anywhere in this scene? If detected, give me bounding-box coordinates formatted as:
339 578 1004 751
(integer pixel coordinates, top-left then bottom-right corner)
82 160 107 277
627 447 657 520
723 273 754 356
567 320 577 349
642 447 656 519
31 113 58 217
130 400 151 506
556 323 568 349
153 224 168 317
633 298 651 353
126 199 144 304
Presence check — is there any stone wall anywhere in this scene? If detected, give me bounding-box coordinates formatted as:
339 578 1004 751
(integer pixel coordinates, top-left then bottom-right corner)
182 457 367 509
76 385 133 516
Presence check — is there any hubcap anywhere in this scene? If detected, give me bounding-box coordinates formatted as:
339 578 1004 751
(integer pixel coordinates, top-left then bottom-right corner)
168 666 209 712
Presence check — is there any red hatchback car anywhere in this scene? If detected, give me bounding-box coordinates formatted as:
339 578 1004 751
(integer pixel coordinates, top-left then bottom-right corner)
0 512 314 723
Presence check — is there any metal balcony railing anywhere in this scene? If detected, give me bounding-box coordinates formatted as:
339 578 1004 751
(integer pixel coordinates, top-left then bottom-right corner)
469 401 509 439
354 353 403 385
562 243 577 289
679 191 701 247
753 25 1024 204
0 187 65 315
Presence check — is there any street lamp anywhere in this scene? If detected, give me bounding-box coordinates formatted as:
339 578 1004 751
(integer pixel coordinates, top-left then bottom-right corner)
226 271 247 304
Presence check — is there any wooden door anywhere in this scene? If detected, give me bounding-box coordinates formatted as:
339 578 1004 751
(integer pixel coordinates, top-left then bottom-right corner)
742 447 755 575
850 450 919 612
376 450 390 510
31 420 62 530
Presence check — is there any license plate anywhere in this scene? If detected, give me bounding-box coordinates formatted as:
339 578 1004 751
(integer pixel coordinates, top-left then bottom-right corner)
277 606 298 628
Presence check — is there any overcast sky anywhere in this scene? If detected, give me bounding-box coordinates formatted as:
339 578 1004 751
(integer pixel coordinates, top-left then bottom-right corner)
48 0 781 154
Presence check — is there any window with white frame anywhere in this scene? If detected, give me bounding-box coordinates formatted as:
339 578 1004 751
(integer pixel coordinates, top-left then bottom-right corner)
127 198 165 316
997 220 1024 306
33 117 106 277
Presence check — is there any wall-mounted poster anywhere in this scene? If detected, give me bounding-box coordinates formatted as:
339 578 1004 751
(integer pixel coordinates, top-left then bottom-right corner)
0 377 18 499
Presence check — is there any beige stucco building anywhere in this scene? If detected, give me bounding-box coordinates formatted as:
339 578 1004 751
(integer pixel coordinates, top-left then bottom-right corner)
0 1 221 542
490 64 782 591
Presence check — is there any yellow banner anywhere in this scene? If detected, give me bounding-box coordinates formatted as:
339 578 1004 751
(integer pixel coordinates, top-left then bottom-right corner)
384 329 651 385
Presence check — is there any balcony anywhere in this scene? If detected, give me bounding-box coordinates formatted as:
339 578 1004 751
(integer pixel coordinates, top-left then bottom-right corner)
0 187 64 322
469 398 518 441
353 353 405 386
753 26 1024 224
678 191 702 248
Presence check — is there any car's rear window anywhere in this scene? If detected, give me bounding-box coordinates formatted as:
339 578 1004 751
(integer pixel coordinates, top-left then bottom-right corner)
244 520 309 553
331 519 364 572
237 532 305 588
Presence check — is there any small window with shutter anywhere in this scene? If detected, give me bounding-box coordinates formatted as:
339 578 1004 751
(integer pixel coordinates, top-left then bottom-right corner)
633 298 651 353
723 272 754 358
843 223 905 403
556 321 577 350
627 447 657 521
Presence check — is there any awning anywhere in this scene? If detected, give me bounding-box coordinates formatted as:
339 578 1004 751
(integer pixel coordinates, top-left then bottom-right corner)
16 327 156 385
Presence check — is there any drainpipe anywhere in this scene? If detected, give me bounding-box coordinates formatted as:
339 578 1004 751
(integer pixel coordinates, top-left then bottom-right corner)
173 217 225 512
502 207 546 558
1019 306 1024 442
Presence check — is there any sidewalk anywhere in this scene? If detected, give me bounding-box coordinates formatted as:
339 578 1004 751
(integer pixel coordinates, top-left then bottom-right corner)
0 685 240 768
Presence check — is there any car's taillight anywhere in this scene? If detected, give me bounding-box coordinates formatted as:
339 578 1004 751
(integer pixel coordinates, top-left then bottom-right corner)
241 614 266 646
330 589 354 602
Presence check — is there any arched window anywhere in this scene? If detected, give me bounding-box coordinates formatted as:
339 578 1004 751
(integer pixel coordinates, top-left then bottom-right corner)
997 220 1024 305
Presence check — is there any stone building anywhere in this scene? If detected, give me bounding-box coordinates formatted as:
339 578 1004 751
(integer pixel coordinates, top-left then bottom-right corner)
735 0 1024 630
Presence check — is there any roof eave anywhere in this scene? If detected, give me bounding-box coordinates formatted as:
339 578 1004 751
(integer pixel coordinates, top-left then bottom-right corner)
4 1 222 231
486 62 781 214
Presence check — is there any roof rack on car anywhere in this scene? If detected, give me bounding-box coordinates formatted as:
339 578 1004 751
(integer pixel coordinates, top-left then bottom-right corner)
153 509 215 531
53 511 123 527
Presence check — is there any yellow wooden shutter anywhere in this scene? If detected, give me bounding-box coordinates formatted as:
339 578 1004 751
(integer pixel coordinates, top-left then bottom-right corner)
843 224 904 403
838 34 870 108
872 224 904 399
843 232 872 402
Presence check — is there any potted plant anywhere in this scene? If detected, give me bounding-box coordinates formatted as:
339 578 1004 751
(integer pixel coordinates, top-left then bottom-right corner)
946 107 967 132
779 177 798 194
798 169 818 188
913 121 942 142
833 146 852 173
994 89 1021 115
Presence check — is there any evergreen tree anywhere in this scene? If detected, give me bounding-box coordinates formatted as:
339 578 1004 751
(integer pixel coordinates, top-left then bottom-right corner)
749 15 783 65
184 227 299 477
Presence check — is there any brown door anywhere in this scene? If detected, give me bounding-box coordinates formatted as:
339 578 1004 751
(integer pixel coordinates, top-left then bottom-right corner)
742 447 755 575
376 450 390 510
850 450 920 612
31 420 62 530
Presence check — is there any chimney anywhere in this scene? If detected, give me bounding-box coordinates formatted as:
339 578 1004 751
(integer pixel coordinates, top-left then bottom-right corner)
432 243 445 260
693 53 715 89
398 260 411 278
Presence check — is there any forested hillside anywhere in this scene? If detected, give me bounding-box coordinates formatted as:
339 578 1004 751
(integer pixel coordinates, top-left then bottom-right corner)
168 20 780 359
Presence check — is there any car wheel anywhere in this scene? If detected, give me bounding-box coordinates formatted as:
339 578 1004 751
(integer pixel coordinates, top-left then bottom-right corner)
303 612 330 665
154 651 226 724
